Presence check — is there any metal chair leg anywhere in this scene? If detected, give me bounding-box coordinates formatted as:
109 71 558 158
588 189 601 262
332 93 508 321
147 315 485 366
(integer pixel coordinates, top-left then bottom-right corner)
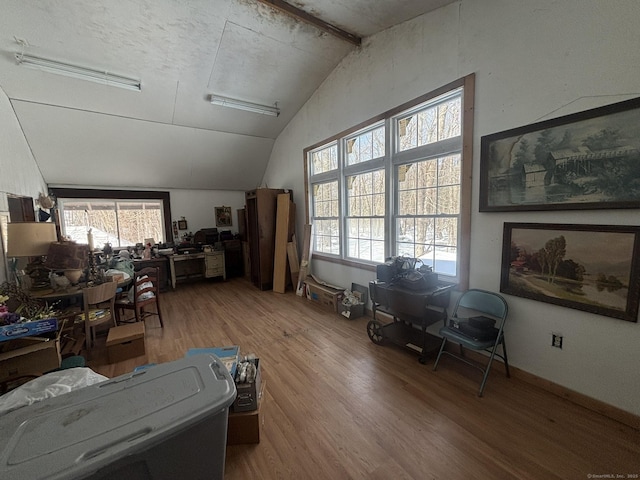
501 337 510 378
433 338 447 371
478 338 502 397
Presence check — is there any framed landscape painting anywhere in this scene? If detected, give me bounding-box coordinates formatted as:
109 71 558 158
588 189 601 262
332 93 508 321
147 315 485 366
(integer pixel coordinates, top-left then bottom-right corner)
215 206 232 227
500 223 640 322
480 97 640 211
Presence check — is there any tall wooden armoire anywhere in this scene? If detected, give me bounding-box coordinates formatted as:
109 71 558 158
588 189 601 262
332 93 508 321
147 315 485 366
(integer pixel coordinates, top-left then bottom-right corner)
245 188 291 290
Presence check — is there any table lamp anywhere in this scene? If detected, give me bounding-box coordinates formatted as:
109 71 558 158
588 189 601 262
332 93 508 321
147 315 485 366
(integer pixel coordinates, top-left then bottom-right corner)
43 242 90 286
7 222 58 288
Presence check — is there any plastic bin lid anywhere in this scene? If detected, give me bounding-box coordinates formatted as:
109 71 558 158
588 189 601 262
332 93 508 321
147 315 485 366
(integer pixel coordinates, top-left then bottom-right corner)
0 354 236 480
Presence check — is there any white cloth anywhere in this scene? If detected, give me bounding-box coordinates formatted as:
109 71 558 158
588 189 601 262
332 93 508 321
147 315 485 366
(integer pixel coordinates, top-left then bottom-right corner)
0 367 108 416
127 275 155 302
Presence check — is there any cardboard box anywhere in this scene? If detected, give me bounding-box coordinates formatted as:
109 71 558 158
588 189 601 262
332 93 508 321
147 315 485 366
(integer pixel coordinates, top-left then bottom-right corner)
232 358 261 412
339 283 368 319
185 346 239 378
0 335 61 383
305 278 344 313
106 322 145 363
0 318 58 343
227 379 265 445
105 272 125 283
339 302 364 319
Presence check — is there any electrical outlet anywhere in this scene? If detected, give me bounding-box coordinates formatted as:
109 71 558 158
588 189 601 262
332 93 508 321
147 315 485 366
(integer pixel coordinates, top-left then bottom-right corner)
552 334 563 349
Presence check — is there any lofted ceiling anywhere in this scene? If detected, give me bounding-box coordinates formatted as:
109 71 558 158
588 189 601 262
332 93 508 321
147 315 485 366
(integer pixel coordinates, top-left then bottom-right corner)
1 0 455 191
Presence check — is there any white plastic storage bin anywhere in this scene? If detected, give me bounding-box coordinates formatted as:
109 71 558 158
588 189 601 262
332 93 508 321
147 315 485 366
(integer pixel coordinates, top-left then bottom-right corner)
0 354 236 480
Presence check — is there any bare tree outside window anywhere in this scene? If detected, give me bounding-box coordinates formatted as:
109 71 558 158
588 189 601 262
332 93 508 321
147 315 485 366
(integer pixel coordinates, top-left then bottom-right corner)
60 199 164 248
304 80 470 282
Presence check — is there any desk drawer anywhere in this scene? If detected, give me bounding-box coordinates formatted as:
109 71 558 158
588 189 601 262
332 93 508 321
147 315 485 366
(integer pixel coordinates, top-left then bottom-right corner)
206 267 224 276
206 257 224 268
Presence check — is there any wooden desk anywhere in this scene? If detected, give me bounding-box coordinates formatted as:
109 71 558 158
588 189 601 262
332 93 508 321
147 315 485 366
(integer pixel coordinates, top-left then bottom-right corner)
168 252 226 289
169 253 205 289
367 281 456 363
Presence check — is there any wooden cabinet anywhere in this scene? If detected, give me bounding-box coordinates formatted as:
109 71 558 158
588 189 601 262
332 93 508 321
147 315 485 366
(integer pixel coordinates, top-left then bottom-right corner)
134 257 169 292
205 251 226 280
245 188 291 290
223 240 243 278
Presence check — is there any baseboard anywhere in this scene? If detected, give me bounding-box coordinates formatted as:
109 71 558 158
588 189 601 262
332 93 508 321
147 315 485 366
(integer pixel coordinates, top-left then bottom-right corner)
365 309 640 430
510 367 640 431
441 343 640 431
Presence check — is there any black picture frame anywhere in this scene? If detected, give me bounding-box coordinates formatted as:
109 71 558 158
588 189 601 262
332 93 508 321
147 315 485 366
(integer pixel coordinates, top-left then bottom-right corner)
480 97 640 211
500 222 640 322
177 219 188 230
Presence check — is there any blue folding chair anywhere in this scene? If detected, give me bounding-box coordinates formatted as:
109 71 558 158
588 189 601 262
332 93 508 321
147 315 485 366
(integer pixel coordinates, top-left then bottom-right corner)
433 289 509 396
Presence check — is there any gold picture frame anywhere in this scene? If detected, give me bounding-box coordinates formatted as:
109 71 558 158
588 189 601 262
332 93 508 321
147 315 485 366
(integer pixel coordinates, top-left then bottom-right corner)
215 206 232 227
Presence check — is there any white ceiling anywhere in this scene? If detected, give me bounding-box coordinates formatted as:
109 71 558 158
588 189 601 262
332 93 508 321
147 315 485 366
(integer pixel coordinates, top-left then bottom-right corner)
0 0 455 191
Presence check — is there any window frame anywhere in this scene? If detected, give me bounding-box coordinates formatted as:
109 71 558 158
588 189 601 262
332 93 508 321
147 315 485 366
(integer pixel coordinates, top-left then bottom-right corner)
303 74 474 290
49 188 173 247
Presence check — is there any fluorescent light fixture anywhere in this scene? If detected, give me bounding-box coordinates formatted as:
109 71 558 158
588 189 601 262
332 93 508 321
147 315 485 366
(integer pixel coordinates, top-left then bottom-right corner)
210 94 280 117
14 53 141 91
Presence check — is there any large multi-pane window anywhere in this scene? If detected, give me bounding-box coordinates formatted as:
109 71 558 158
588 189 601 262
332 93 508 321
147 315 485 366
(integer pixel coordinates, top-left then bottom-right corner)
59 199 165 248
305 76 473 284
51 188 171 249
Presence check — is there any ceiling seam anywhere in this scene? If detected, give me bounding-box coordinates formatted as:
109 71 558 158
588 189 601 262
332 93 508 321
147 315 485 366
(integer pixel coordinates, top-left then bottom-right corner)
207 20 227 90
9 97 277 141
7 97 47 183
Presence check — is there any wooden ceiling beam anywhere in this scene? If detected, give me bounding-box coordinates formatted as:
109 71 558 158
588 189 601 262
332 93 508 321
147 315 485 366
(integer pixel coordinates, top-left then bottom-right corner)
256 0 361 46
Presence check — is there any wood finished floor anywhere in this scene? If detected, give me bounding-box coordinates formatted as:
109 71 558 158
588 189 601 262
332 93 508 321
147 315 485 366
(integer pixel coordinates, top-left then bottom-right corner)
89 277 640 480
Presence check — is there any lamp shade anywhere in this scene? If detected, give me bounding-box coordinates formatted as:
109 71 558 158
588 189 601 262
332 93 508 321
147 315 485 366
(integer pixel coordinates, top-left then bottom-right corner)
7 222 58 257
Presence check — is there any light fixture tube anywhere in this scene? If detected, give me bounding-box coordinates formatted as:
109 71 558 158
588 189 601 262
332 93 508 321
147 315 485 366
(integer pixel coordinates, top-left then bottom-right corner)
14 53 141 92
210 94 280 117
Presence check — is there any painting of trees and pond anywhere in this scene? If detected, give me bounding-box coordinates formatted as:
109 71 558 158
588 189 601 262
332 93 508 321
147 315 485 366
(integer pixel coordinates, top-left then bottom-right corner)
480 97 640 211
500 223 640 322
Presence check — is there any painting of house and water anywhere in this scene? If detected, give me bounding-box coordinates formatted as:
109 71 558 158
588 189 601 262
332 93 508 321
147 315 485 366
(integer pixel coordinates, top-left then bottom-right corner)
500 223 640 322
480 97 640 211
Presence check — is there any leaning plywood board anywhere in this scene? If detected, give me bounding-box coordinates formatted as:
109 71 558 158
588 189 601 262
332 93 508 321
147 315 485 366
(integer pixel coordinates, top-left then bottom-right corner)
296 224 313 296
273 193 292 293
287 239 300 289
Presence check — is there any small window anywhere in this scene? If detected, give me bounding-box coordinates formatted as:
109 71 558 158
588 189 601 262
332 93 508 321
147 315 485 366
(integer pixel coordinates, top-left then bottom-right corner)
310 144 338 175
311 181 340 255
346 126 385 166
397 95 461 152
346 169 385 262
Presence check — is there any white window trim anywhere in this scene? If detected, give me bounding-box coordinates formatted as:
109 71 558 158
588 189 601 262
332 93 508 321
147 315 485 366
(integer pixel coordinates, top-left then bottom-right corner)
304 74 474 290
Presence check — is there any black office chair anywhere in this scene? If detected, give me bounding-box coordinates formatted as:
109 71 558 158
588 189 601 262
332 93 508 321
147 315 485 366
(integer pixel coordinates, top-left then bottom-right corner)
433 289 509 396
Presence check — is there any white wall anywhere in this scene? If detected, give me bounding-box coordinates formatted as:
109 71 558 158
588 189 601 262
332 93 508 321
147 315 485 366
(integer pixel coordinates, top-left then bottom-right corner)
169 188 246 237
0 87 48 208
262 0 640 415
0 86 49 283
